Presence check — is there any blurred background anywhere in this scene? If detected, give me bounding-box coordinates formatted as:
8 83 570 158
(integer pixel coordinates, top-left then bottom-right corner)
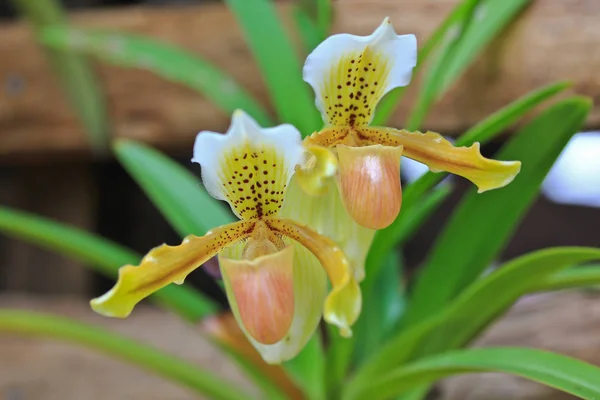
0 0 599 399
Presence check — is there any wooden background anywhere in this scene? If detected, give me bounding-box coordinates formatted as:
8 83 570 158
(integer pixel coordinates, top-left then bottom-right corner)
0 0 599 297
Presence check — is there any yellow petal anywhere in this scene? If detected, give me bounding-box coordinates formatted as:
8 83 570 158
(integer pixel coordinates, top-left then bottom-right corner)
337 144 403 229
220 245 295 345
221 239 328 364
303 18 416 127
281 175 375 282
357 127 522 192
193 110 305 219
266 217 361 337
90 220 254 318
294 144 338 196
200 312 305 399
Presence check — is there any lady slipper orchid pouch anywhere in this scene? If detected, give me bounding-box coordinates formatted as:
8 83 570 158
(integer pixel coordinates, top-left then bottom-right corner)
298 18 522 230
91 110 362 364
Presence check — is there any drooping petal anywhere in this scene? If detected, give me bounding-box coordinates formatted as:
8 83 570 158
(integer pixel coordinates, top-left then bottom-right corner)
200 313 305 399
91 220 254 318
266 217 361 337
357 126 522 192
294 144 338 196
221 240 328 364
336 144 404 229
220 245 295 345
193 110 305 219
281 175 375 282
303 17 417 127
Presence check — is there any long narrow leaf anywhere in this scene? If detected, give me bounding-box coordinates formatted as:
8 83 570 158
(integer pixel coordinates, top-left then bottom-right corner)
533 265 600 292
14 0 109 153
224 0 321 134
114 139 235 238
347 347 600 400
365 184 452 287
351 246 600 388
372 0 480 125
403 97 591 326
0 205 218 321
406 0 482 130
0 311 247 400
407 0 530 130
41 26 272 126
400 81 570 212
283 334 326 400
353 251 405 365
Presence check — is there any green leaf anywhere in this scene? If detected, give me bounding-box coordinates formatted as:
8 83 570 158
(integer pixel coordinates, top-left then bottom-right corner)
400 80 570 210
533 265 600 292
456 81 570 146
346 347 600 400
41 26 272 126
224 0 321 134
405 0 482 130
406 0 530 130
0 205 218 321
0 311 247 400
353 251 405 365
403 97 591 327
372 0 480 125
13 0 109 154
365 184 452 287
292 6 323 53
350 246 600 388
438 0 530 95
283 334 326 400
315 0 333 39
114 139 235 238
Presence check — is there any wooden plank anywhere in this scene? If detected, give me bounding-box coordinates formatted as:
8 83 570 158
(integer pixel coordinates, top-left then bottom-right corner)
0 0 598 161
0 164 94 295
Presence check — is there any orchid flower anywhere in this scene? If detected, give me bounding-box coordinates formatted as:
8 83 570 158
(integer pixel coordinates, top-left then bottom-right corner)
91 111 361 364
298 18 522 230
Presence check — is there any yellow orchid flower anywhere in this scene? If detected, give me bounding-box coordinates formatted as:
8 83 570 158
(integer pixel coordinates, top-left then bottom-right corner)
298 17 522 230
91 110 361 364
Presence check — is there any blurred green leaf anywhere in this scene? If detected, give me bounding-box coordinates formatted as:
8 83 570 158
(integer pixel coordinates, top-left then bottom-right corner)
404 97 591 326
533 265 600 292
353 251 405 365
407 0 530 130
0 205 217 321
366 184 452 287
293 6 322 53
0 311 246 400
315 0 333 39
351 246 600 388
413 247 600 359
14 0 109 154
373 0 481 125
347 347 600 400
41 26 272 126
283 334 326 400
325 323 353 399
402 81 570 208
114 139 235 238
224 0 322 134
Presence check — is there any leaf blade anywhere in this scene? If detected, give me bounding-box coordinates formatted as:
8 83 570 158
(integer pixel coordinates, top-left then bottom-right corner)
114 139 235 238
0 205 217 321
403 97 591 326
14 0 109 153
351 246 600 387
348 347 600 400
224 0 321 133
41 26 272 126
0 310 246 400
